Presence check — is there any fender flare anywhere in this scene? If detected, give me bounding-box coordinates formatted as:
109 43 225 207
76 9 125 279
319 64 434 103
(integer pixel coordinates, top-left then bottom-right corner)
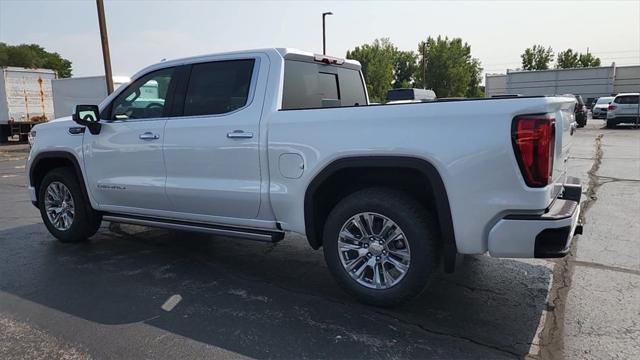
29 151 91 206
303 156 457 271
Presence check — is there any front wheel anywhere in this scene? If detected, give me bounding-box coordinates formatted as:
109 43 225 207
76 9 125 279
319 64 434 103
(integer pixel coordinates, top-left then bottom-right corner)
322 188 441 307
38 168 102 243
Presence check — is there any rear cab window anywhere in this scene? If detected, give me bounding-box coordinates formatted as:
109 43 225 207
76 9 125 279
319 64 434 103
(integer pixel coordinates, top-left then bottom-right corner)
282 60 367 110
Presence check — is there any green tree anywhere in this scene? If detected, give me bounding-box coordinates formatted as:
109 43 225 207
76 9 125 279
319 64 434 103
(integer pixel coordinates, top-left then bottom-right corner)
346 38 396 102
578 52 601 68
555 48 601 69
521 45 554 70
0 42 72 77
0 43 8 65
556 48 580 69
414 36 483 98
466 57 484 97
392 50 417 88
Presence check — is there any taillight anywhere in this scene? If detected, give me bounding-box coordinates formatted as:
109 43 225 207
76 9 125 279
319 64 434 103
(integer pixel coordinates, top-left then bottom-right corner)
512 115 556 187
608 104 617 111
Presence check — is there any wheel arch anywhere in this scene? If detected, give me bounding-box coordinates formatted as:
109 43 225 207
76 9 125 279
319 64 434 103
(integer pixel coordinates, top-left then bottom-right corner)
303 156 458 271
30 151 90 206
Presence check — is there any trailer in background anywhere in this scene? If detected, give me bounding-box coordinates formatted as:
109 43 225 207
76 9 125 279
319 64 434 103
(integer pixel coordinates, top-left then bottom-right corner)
0 67 57 143
52 75 129 119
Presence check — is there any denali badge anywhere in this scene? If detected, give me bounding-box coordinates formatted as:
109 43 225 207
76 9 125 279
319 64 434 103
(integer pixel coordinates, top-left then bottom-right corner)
97 184 127 190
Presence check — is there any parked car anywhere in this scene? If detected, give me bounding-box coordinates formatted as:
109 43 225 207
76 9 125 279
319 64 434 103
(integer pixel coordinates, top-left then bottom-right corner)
26 48 583 306
607 93 640 128
573 95 588 127
592 96 614 119
585 97 597 110
386 88 436 104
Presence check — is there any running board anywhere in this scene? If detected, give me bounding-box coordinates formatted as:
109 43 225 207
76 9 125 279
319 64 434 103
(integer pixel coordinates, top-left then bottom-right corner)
102 213 285 243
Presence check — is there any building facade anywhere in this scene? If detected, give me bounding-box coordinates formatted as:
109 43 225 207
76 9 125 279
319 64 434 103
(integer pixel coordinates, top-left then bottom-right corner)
485 64 640 102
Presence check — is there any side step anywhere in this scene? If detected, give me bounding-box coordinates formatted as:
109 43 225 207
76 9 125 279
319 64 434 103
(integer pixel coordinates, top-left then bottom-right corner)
102 213 285 243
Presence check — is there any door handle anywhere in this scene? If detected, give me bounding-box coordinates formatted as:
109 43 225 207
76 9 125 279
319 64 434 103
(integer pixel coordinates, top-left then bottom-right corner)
139 132 160 140
227 130 254 139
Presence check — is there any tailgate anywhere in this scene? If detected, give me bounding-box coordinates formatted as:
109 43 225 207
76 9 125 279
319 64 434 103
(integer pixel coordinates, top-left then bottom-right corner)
550 97 577 197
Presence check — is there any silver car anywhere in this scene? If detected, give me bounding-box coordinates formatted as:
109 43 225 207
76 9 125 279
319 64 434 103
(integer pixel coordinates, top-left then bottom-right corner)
607 93 640 128
592 96 614 119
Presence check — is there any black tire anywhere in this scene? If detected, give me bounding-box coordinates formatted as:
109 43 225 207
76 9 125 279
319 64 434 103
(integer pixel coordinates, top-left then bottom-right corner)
323 188 441 307
0 125 9 144
38 167 101 243
606 120 616 129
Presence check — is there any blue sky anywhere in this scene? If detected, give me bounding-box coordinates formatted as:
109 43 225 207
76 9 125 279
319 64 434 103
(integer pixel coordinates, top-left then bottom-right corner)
1 0 639 78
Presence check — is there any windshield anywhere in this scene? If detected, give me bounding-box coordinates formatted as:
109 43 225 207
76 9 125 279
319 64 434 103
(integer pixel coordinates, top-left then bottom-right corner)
596 97 614 105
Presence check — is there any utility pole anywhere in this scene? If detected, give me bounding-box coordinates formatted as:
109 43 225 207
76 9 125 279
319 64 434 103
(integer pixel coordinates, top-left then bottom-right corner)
322 12 333 55
421 42 426 89
96 0 114 94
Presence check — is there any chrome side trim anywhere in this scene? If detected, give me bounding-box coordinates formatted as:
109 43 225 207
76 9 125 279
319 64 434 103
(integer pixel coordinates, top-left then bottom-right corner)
103 214 284 242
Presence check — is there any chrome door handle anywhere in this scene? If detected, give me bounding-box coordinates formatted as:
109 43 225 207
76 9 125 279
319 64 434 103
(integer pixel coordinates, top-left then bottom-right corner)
227 130 253 139
139 132 160 140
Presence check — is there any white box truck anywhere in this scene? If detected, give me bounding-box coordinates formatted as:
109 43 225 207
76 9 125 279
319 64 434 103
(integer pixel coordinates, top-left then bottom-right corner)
52 76 129 119
0 67 57 143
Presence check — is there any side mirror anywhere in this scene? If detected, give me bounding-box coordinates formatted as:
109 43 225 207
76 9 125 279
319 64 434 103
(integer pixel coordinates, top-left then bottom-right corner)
72 104 102 135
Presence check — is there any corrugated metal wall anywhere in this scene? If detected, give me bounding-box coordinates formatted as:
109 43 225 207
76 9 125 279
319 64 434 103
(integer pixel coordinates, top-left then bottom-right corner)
507 66 615 98
484 74 507 97
614 66 640 94
485 64 639 99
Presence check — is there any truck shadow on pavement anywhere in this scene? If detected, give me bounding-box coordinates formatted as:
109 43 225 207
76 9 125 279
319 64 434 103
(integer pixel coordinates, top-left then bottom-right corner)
0 222 553 359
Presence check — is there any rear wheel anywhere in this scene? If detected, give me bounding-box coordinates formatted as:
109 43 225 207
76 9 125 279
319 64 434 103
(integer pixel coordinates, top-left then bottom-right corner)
606 119 616 129
323 188 441 307
38 168 101 243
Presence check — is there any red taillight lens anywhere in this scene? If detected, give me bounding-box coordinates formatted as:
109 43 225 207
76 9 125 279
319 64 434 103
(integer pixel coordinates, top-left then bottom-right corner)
512 115 555 187
608 104 617 111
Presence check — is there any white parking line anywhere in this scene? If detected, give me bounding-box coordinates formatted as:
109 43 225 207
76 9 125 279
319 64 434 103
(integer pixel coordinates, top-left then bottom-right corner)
161 294 182 312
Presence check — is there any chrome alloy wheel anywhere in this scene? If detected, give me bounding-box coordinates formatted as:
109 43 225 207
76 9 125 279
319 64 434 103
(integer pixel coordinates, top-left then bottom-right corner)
338 212 411 289
44 181 75 231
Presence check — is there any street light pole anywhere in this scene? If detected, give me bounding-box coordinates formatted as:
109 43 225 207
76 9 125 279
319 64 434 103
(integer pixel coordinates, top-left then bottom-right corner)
322 12 333 55
96 0 114 95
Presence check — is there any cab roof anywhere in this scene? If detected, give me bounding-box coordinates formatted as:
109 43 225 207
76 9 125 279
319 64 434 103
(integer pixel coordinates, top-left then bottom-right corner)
134 48 361 80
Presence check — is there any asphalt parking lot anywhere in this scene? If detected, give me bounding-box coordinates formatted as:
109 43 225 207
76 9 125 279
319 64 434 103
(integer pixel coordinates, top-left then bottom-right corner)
0 119 638 359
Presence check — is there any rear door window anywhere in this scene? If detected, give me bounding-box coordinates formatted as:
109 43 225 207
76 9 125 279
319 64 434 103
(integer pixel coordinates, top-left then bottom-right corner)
183 59 255 117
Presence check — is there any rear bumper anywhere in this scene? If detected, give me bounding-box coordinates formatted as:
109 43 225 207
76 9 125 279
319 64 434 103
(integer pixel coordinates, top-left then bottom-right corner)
488 176 583 258
607 116 640 124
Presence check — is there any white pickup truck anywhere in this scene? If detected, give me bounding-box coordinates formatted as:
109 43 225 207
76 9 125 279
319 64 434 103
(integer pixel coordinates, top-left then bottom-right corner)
26 48 583 306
